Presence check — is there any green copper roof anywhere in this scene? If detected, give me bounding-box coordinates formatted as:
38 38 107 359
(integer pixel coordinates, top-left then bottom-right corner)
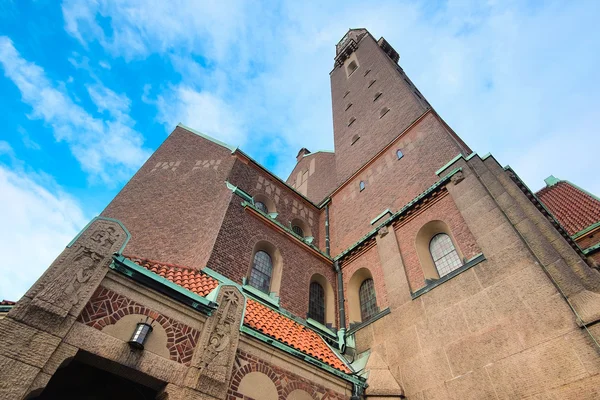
544 175 561 187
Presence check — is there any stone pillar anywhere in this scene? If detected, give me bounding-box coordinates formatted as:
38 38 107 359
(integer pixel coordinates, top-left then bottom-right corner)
184 285 244 399
0 217 129 399
375 225 412 309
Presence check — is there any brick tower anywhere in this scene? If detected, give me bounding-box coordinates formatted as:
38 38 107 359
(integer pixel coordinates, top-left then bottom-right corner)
2 28 600 400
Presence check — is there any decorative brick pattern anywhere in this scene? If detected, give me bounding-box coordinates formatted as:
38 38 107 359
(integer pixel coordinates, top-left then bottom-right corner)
227 350 347 400
78 286 200 365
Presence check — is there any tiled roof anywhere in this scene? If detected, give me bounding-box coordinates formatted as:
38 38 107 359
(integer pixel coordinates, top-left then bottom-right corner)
123 255 349 373
1 300 16 306
536 180 600 236
125 255 219 297
244 299 350 373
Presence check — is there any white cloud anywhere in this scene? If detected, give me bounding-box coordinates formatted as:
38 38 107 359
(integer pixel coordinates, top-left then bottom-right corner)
17 126 41 150
0 163 87 301
152 85 246 147
0 36 151 185
60 0 600 192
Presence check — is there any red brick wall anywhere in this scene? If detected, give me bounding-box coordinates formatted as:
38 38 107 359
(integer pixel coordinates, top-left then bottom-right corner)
576 231 600 251
228 349 347 400
79 286 200 365
330 34 428 185
229 159 323 250
394 192 480 291
328 112 468 255
102 126 235 269
286 152 338 205
206 192 336 320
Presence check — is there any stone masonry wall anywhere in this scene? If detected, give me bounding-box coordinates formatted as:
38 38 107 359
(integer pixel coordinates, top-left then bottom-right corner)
228 349 347 400
394 192 481 291
102 126 236 269
352 158 600 399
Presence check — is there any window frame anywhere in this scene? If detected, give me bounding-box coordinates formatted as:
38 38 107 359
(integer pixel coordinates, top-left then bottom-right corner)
248 250 273 293
308 281 325 324
429 233 462 277
359 278 378 322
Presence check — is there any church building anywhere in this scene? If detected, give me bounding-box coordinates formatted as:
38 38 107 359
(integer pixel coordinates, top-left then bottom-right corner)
2 28 600 399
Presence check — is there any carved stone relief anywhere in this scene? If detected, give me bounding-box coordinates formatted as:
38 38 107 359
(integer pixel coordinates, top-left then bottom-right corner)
185 285 244 398
22 218 128 323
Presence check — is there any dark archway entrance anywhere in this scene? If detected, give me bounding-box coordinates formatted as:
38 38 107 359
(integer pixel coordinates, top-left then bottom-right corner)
31 352 164 400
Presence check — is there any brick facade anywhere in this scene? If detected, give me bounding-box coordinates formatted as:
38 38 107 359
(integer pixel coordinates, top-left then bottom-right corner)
78 286 200 366
328 112 470 254
227 350 346 400
331 33 429 185
102 126 236 269
393 191 480 291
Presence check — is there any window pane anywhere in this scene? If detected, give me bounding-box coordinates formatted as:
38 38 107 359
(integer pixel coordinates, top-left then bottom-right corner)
292 225 304 237
249 251 273 293
430 234 462 277
359 279 378 322
308 282 325 324
255 201 268 213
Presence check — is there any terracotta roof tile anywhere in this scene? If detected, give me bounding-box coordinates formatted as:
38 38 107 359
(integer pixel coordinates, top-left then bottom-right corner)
1 300 16 306
244 299 350 373
122 255 350 373
125 255 219 297
537 181 600 236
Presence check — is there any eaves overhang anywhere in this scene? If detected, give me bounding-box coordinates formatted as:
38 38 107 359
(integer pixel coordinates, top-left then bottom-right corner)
110 254 218 316
334 167 463 262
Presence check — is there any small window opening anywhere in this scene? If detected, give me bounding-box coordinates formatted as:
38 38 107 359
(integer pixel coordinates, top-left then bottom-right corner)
255 201 268 213
364 69 371 77
373 92 382 101
343 90 350 98
348 117 356 127
292 225 304 237
359 181 366 191
347 61 358 76
249 250 273 293
368 79 376 88
351 134 360 145
359 278 378 321
396 149 404 160
308 282 325 324
430 233 462 277
414 91 422 99
379 107 390 118
345 103 353 111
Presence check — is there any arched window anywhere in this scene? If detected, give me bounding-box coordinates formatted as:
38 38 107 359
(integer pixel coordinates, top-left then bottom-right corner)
396 149 404 160
359 181 366 191
254 201 268 213
249 250 273 293
429 233 462 277
292 225 304 237
308 281 325 324
359 279 378 322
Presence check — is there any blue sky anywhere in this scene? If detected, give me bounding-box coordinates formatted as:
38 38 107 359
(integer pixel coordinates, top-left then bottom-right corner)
1 0 599 300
